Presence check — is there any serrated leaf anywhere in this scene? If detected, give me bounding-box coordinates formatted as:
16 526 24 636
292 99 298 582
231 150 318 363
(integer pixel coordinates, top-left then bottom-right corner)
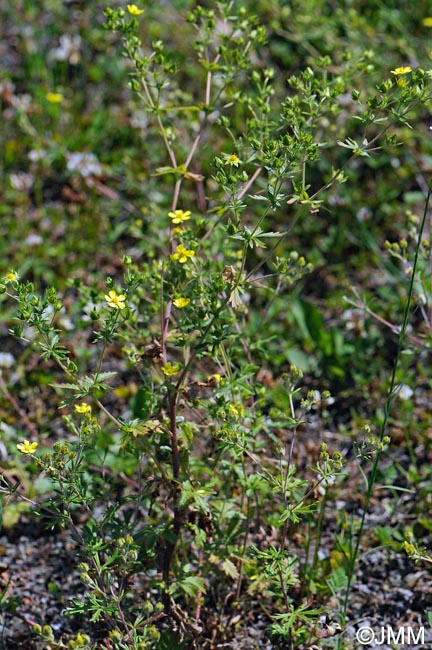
51 382 81 391
248 193 270 202
92 371 117 382
175 575 206 598
51 372 117 396
221 558 240 579
130 419 164 437
258 231 284 238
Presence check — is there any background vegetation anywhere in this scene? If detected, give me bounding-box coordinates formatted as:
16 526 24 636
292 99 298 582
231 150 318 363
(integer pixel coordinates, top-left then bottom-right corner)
1 1 432 648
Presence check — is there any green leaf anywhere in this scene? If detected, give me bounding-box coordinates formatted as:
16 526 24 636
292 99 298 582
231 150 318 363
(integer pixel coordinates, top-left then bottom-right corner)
221 558 240 579
327 566 348 594
174 575 206 598
154 164 187 177
52 372 117 403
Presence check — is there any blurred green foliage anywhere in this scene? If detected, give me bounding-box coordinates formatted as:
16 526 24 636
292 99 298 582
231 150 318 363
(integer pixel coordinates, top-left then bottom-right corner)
1 1 432 648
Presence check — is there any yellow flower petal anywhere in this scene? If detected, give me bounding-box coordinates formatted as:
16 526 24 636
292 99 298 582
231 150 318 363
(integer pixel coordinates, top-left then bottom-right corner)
46 92 64 103
173 297 190 308
17 440 39 454
170 244 195 264
74 403 92 414
127 4 144 15
390 66 413 75
4 271 19 283
104 290 127 310
162 362 181 376
228 404 244 417
224 153 241 167
168 210 192 224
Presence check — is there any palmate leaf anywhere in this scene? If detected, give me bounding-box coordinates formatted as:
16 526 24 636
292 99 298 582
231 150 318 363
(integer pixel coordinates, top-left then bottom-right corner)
38 335 71 362
230 226 284 249
125 418 164 437
51 371 117 406
173 575 206 598
278 500 317 525
221 558 240 579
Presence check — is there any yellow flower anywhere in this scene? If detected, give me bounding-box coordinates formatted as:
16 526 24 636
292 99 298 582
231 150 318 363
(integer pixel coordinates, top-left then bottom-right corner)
4 270 19 283
224 153 241 167
16 440 38 454
422 17 432 27
74 403 92 414
390 66 413 75
173 297 190 308
46 92 64 103
403 540 416 556
228 404 244 417
75 633 90 644
168 210 191 224
209 373 221 383
104 290 126 310
127 4 144 15
162 362 181 376
170 244 195 264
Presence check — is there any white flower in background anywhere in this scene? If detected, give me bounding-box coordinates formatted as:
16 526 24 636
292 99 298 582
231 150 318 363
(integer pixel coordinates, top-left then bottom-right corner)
9 172 34 190
130 110 149 132
341 308 365 332
24 233 43 246
0 81 14 95
58 315 74 331
318 473 336 495
28 149 47 163
66 152 102 178
0 353 14 368
397 384 414 401
50 34 82 64
356 207 372 222
11 94 32 111
81 300 98 322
